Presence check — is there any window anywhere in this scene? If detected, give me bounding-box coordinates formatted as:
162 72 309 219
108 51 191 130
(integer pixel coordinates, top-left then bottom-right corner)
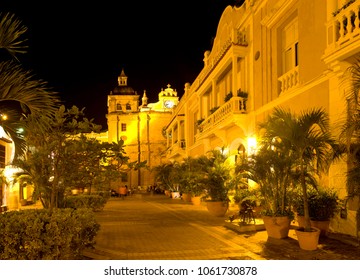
121 123 126 132
0 145 5 168
116 103 122 111
126 103 131 110
282 18 298 74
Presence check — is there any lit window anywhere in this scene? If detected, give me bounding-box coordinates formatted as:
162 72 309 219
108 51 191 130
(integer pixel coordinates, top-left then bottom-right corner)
282 18 298 74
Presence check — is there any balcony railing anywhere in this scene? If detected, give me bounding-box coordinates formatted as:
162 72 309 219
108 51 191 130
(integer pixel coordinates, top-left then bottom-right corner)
278 66 299 94
334 1 360 46
198 97 247 135
324 0 360 62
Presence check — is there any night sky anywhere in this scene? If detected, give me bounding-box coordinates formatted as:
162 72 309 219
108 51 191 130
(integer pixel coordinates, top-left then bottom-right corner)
1 1 241 129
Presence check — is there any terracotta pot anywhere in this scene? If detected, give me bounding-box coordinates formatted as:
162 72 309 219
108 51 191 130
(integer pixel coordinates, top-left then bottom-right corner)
206 201 229 217
191 196 202 206
310 220 330 237
297 216 330 237
181 193 192 202
295 227 321 250
262 216 291 239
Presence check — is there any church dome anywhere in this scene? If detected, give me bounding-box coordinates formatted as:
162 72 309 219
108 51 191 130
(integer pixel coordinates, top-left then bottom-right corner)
112 85 136 95
110 69 136 95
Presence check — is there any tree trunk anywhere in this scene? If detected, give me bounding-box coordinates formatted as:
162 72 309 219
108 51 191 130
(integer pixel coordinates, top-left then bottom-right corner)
301 164 311 231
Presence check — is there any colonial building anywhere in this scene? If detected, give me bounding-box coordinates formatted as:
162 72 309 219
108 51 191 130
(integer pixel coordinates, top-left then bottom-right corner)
163 0 360 237
106 69 179 189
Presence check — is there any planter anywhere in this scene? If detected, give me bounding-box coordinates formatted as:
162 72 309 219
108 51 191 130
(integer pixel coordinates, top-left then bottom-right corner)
262 216 291 239
181 193 192 202
309 220 330 237
297 216 330 237
191 195 202 206
20 199 27 206
164 190 171 197
206 201 229 217
171 191 181 199
295 227 321 250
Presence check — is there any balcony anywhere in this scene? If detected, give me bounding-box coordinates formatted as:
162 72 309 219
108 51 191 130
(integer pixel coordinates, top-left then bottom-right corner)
197 97 247 137
278 66 299 95
167 139 186 159
323 0 360 64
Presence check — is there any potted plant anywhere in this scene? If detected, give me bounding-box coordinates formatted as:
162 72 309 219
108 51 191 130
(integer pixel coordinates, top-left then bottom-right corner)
153 161 179 198
295 188 339 237
200 149 236 217
178 157 206 205
237 144 295 239
224 92 233 102
262 107 341 250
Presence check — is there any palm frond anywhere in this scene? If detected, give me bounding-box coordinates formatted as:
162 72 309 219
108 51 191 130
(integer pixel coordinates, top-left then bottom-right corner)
0 12 28 60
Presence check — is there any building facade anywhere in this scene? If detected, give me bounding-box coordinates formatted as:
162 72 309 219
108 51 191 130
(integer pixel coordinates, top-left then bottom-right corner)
106 69 179 189
162 0 359 237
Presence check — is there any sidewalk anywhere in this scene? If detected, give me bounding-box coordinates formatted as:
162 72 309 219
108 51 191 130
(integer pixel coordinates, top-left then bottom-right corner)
83 193 360 260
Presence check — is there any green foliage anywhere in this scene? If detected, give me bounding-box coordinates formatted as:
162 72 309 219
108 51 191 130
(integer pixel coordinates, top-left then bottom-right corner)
233 187 260 208
177 157 206 196
236 144 296 217
293 188 339 221
63 194 109 211
12 105 139 209
200 149 235 202
224 92 233 102
0 12 60 157
236 90 248 99
153 162 179 191
257 107 340 230
342 59 360 196
0 208 100 259
210 106 220 114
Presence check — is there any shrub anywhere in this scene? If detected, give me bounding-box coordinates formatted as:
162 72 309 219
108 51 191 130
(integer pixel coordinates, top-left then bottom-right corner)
63 194 108 211
0 208 100 259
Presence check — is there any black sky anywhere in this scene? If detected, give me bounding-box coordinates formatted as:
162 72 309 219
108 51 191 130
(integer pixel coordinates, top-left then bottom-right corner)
1 1 240 129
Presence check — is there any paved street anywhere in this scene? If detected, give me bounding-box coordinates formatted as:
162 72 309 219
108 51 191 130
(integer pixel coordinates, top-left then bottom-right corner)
83 193 360 260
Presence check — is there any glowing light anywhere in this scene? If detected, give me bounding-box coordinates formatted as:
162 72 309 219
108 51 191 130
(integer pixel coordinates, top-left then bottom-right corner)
247 136 257 154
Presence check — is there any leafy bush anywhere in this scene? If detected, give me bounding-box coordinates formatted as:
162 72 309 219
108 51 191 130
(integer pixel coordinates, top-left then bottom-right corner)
63 194 108 211
293 188 339 221
0 208 100 259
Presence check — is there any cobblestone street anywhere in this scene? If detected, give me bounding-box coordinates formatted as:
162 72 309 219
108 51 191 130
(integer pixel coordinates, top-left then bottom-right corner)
83 193 360 260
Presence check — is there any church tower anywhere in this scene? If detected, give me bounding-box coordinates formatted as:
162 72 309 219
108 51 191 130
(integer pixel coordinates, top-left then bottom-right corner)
106 69 177 189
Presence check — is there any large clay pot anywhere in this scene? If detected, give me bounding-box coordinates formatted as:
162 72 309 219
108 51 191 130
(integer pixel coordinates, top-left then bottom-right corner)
309 220 330 237
181 193 192 202
206 201 229 217
262 216 291 239
295 227 321 250
297 216 330 237
191 196 202 206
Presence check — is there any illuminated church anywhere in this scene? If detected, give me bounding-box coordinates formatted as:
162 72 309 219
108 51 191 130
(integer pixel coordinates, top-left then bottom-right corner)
106 69 179 188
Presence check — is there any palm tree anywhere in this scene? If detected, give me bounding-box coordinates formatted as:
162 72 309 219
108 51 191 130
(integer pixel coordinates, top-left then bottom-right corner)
236 145 296 217
262 107 340 232
0 12 60 158
341 59 360 197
